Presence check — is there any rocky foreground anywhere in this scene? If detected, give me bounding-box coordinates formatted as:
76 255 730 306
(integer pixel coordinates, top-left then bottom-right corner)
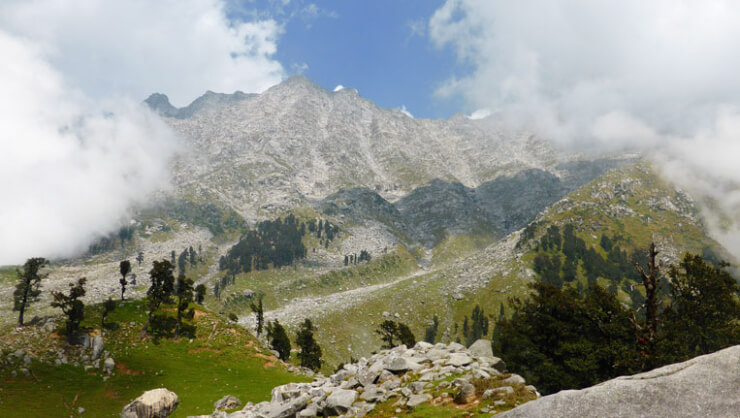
186 340 538 417
499 344 740 418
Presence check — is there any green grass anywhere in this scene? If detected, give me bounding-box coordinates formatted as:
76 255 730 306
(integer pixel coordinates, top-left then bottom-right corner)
0 300 307 417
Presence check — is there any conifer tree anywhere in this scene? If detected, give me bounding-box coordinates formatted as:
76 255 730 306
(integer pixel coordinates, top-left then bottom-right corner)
142 260 175 336
102 297 116 328
13 257 47 326
119 260 131 300
267 320 291 361
296 319 322 371
195 284 206 304
51 278 86 342
175 276 194 339
250 295 264 336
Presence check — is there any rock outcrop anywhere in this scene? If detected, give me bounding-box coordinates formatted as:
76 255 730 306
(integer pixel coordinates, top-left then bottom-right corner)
121 388 179 418
197 341 537 417
500 345 740 418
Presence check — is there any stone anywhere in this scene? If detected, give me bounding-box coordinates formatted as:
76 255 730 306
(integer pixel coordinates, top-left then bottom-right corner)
357 370 380 387
453 382 476 405
298 403 318 417
268 394 309 418
214 395 241 410
384 356 421 373
359 386 386 403
446 353 473 367
324 389 357 416
91 335 104 360
406 393 432 408
501 374 525 385
467 339 494 359
104 358 116 374
499 345 740 418
121 388 179 418
408 381 426 394
447 342 466 351
482 386 514 399
425 349 447 361
78 407 85 414
414 341 433 350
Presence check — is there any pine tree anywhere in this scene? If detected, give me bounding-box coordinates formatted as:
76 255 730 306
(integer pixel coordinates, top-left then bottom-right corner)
51 278 86 343
397 322 416 347
376 320 398 349
102 297 116 328
136 251 144 266
267 320 291 361
142 260 175 336
13 257 48 326
250 295 264 336
296 319 322 371
424 315 440 343
119 260 131 301
174 276 194 339
195 284 206 304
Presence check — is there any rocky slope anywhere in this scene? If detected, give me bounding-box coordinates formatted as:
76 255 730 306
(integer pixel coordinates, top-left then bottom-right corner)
190 340 538 417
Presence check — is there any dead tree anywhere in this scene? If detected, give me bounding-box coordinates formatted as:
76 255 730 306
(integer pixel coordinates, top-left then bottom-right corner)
633 242 660 369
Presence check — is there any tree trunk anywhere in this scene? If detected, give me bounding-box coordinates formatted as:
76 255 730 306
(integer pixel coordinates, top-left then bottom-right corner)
634 242 660 369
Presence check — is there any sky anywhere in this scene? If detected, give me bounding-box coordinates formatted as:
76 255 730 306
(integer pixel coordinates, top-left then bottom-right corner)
3 0 740 263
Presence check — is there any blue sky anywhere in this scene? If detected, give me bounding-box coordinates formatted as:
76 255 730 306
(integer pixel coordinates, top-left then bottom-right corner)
228 0 468 119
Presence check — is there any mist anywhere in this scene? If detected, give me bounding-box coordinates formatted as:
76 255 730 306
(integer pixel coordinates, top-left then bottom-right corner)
0 0 286 265
0 31 179 265
430 0 740 256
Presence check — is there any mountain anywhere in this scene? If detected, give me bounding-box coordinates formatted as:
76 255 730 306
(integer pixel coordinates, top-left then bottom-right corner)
153 75 624 223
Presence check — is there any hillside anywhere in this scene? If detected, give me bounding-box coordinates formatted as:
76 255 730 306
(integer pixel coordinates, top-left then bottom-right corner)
0 300 305 417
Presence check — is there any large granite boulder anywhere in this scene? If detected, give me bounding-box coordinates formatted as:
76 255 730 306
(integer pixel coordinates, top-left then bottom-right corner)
121 388 178 418
500 345 740 418
467 339 493 358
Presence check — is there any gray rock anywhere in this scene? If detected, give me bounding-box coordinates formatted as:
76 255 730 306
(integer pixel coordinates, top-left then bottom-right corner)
298 403 318 417
324 389 357 416
454 382 476 405
446 353 473 367
482 386 514 399
214 395 241 410
500 345 740 418
357 370 380 387
406 393 432 408
425 348 447 361
359 386 386 403
104 357 116 374
447 342 466 351
121 388 179 418
384 356 421 373
91 335 104 360
467 339 494 359
501 374 525 385
408 381 427 394
268 394 309 418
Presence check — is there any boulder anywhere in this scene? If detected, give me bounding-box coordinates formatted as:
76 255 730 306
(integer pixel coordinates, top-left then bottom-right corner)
268 394 309 418
384 356 422 373
214 395 241 410
446 353 473 367
406 393 432 408
500 345 740 418
104 357 115 374
91 335 104 360
482 386 514 399
121 388 178 418
454 382 476 405
324 389 357 416
501 374 525 385
467 339 493 359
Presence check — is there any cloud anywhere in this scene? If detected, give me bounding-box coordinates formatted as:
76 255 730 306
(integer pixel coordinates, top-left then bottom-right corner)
398 105 414 118
0 0 285 106
429 0 740 256
0 31 179 265
333 85 345 92
467 108 491 120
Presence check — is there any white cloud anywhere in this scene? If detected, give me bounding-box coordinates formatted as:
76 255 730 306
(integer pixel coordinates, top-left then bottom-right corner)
467 108 491 120
0 0 285 106
398 105 414 118
333 85 345 92
430 0 740 256
0 31 179 265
